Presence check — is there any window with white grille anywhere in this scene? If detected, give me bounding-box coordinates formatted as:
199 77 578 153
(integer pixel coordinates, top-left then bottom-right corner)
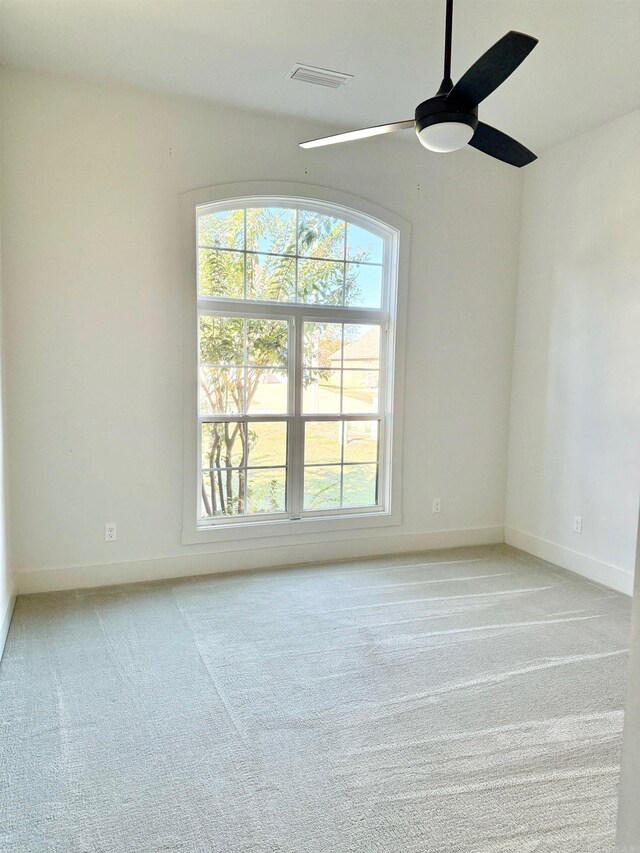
189 196 400 529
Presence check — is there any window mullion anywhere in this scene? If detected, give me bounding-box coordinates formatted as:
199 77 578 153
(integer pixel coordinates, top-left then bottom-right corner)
242 318 248 415
294 208 299 303
197 299 386 325
289 310 305 519
242 209 247 299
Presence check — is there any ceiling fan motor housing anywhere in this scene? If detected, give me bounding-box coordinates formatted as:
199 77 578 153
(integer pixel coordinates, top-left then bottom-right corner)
414 95 479 153
415 96 478 137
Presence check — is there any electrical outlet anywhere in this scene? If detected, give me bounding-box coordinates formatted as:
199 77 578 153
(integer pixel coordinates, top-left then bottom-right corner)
573 515 583 534
105 523 117 542
432 497 441 514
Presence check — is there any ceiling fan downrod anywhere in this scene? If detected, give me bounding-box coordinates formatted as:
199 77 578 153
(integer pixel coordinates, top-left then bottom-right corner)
439 0 454 94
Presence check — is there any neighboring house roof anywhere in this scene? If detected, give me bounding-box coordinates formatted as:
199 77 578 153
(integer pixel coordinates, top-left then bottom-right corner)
329 327 379 365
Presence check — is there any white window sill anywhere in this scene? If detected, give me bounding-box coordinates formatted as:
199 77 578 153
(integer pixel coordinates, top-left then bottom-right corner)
181 510 401 546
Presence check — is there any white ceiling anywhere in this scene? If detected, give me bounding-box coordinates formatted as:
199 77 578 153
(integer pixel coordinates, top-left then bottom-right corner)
1 0 639 151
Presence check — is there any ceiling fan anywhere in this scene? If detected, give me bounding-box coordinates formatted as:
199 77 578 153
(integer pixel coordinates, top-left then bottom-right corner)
300 0 538 167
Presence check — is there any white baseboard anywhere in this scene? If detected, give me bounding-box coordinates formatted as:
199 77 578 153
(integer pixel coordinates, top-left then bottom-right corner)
16 526 504 594
504 526 634 596
0 585 16 662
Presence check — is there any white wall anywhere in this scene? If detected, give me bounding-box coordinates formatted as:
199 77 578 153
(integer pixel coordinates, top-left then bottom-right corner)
0 149 15 656
506 109 640 594
0 69 523 592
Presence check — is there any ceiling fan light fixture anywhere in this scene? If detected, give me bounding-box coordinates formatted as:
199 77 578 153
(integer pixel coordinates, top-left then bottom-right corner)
414 96 478 153
416 121 474 153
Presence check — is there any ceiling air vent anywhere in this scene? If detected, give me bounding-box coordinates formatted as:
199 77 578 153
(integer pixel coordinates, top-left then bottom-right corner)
287 64 353 89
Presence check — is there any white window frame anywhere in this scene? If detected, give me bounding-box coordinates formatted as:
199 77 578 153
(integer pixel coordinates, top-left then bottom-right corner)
181 182 410 545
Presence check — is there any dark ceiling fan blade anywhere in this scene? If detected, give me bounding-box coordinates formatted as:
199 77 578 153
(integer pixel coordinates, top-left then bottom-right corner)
299 120 414 149
468 121 536 167
446 31 538 109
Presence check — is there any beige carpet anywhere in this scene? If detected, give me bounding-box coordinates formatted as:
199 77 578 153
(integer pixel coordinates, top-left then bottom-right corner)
0 544 631 852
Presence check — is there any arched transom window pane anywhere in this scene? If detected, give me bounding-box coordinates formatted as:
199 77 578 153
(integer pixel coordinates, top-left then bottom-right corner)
197 205 384 308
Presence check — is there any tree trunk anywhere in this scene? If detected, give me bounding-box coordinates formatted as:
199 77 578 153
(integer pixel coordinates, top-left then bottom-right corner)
214 437 225 513
201 481 212 517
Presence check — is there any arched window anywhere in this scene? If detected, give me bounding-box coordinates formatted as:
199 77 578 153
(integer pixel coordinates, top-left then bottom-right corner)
181 188 405 538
